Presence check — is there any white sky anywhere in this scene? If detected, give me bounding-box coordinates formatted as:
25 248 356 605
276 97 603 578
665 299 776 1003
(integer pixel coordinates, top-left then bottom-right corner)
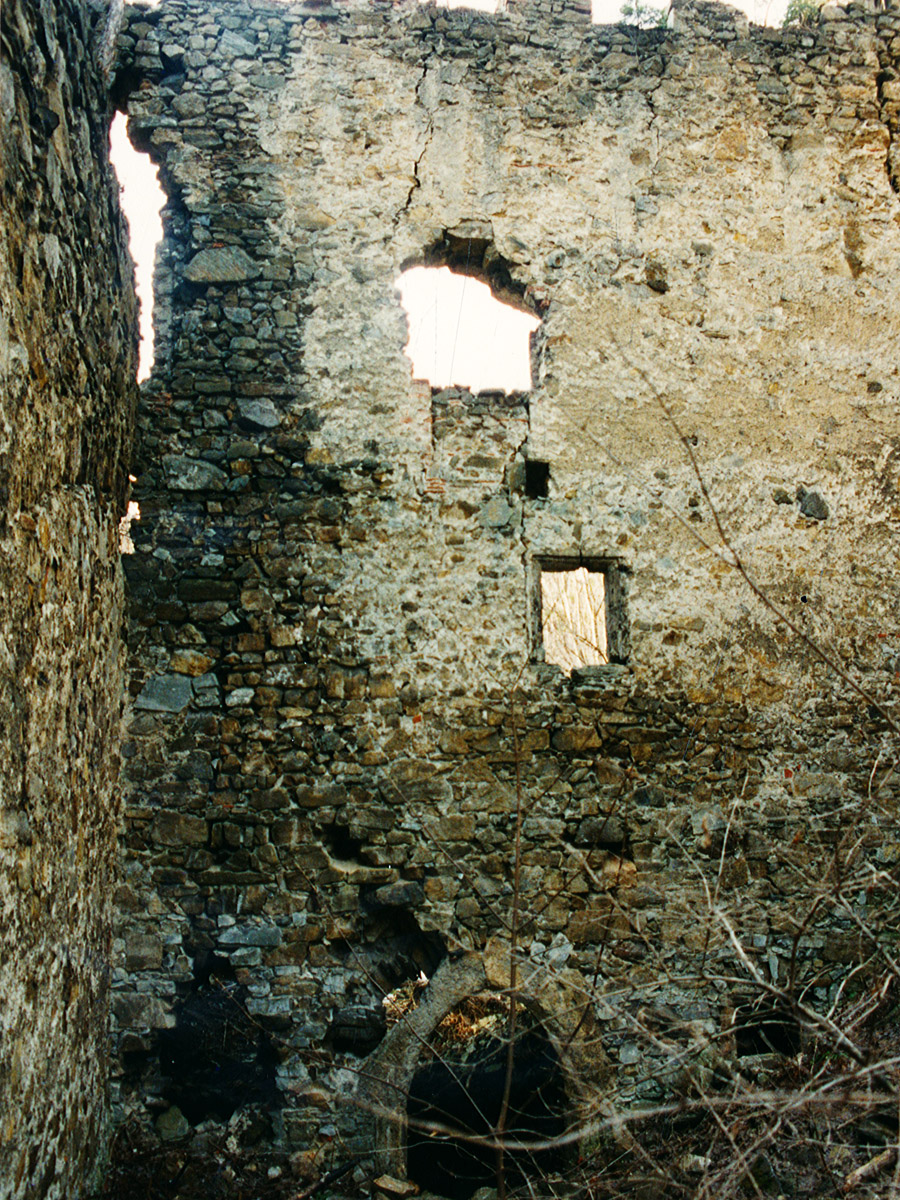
112 0 788 382
399 266 540 391
135 0 789 19
110 112 163 381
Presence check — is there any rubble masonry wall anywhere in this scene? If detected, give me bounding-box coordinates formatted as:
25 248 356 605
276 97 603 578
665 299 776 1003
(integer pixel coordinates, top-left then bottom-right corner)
114 0 900 1173
0 1 138 1196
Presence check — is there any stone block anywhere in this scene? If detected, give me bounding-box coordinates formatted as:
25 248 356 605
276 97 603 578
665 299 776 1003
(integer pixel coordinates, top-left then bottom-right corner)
371 881 424 908
169 650 215 677
156 1106 190 1141
125 932 164 971
162 454 227 491
183 245 260 283
151 811 208 846
567 904 616 945
552 727 602 752
478 497 514 527
238 397 281 430
428 814 476 841
217 924 283 947
134 674 193 713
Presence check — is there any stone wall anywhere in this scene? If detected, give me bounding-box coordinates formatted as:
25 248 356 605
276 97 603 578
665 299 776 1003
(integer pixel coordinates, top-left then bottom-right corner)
114 0 900 1181
0 1 137 1196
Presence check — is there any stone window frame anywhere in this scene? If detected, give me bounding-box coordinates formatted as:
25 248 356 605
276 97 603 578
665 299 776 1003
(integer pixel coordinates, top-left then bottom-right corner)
531 555 630 669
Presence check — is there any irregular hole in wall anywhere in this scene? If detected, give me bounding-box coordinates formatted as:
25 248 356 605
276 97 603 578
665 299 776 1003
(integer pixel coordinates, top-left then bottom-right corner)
363 903 447 992
405 992 568 1200
732 998 801 1057
398 232 540 393
157 954 281 1125
118 498 140 554
423 225 535 311
119 1031 154 1084
321 821 367 864
109 111 164 381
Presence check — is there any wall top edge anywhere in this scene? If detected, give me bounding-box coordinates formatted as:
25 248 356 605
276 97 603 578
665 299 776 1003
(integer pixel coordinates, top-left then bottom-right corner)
123 0 900 36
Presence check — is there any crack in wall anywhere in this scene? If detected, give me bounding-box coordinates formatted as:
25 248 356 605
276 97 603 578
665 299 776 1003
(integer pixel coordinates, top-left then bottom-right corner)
398 58 437 226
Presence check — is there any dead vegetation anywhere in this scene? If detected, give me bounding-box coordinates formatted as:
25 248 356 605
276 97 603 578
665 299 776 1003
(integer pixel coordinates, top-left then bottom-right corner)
91 1113 297 1200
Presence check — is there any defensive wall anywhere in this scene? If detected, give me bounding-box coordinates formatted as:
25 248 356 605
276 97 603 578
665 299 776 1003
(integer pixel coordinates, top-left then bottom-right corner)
0 1 138 1197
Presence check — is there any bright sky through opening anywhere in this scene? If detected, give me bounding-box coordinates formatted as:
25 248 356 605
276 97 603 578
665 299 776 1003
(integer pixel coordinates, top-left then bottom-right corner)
134 0 791 26
109 112 164 381
432 0 790 24
398 267 540 393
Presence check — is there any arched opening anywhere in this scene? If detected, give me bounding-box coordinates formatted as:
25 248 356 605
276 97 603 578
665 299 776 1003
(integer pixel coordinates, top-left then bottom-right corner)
404 992 568 1199
732 997 802 1057
157 954 280 1126
109 112 165 381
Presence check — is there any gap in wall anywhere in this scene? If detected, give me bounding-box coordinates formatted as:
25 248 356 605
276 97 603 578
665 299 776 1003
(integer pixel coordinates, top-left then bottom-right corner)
398 265 540 393
109 112 165 382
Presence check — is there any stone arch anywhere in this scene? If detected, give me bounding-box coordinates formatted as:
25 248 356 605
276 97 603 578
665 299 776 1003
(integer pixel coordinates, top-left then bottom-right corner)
418 220 540 318
365 943 611 1180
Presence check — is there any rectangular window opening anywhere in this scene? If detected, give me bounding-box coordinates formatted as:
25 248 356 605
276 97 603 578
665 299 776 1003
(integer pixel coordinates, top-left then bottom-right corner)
536 557 628 673
524 460 550 499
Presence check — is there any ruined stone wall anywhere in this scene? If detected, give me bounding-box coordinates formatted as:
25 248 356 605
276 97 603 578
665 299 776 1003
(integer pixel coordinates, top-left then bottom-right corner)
0 2 137 1195
115 0 900 1178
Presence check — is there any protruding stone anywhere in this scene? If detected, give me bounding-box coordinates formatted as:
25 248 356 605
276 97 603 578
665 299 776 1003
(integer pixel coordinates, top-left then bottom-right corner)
172 92 205 118
162 455 227 491
371 880 424 908
374 1176 419 1199
151 812 207 846
134 674 193 713
192 673 221 707
218 923 283 946
170 650 215 677
238 397 280 430
645 259 668 294
578 815 626 845
220 30 257 57
799 490 829 521
156 1106 190 1141
478 497 514 527
183 245 260 284
125 932 164 970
